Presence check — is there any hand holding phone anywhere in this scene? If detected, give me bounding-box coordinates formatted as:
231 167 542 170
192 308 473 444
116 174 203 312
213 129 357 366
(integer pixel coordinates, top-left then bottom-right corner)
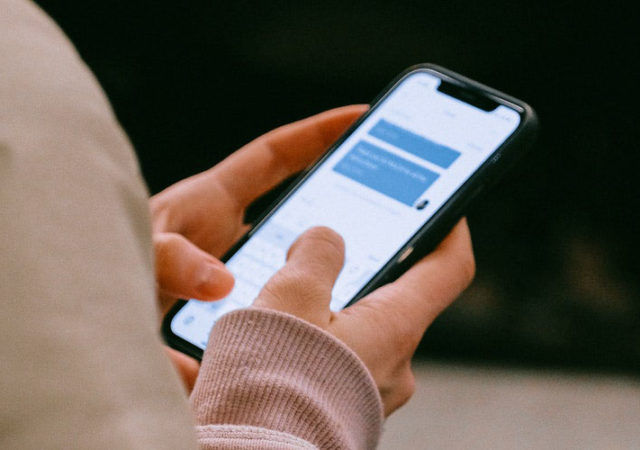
162 64 537 361
246 221 474 416
152 105 369 387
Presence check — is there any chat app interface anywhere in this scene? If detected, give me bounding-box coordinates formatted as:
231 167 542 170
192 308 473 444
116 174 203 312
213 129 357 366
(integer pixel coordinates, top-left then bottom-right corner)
172 71 521 349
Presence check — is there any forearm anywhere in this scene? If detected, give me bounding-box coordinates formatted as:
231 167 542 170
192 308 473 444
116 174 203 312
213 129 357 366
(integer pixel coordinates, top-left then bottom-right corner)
191 309 383 449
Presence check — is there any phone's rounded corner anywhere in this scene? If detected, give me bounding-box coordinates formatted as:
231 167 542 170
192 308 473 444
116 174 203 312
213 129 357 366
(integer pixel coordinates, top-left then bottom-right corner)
523 103 540 136
161 300 204 362
396 64 447 86
161 300 183 342
510 101 539 155
410 62 447 74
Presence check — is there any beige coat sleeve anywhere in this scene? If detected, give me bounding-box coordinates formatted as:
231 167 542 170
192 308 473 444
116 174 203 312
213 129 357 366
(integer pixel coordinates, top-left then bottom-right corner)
0 2 383 449
0 0 198 448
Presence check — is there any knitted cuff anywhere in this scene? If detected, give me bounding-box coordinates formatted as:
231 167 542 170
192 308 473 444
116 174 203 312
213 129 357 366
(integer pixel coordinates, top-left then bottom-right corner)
190 308 383 449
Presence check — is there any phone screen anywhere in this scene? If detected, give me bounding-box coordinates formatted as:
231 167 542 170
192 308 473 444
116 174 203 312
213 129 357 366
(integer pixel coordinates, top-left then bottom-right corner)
171 70 521 350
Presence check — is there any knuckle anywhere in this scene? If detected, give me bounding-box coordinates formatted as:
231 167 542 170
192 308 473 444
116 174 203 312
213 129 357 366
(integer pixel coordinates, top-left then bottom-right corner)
384 366 416 414
149 196 164 216
459 250 476 286
266 271 298 295
393 324 421 357
304 226 345 254
149 195 163 216
264 269 319 304
150 196 172 228
368 286 425 350
154 233 181 261
399 368 416 405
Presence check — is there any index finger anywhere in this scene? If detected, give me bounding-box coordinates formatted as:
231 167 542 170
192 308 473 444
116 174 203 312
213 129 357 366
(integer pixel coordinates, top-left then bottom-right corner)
211 104 368 210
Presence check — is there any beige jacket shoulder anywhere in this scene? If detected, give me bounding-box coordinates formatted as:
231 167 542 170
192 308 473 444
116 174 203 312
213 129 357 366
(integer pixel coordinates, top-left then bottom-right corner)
0 1 382 448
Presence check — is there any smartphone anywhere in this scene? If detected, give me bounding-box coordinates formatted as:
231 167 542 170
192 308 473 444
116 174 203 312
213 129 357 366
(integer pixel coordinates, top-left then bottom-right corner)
163 64 537 359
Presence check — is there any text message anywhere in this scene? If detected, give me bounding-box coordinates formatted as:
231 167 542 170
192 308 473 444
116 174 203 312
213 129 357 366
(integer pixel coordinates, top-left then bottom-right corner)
333 141 439 206
369 119 460 169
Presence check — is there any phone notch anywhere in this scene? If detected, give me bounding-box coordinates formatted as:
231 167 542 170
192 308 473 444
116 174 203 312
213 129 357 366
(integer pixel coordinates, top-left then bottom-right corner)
437 80 499 112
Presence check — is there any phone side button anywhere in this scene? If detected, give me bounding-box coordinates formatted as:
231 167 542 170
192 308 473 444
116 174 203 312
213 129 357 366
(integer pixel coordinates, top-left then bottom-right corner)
397 246 414 264
459 183 486 212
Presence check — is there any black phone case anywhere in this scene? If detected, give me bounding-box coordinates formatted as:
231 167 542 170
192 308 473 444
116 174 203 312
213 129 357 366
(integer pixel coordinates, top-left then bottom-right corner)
162 63 539 360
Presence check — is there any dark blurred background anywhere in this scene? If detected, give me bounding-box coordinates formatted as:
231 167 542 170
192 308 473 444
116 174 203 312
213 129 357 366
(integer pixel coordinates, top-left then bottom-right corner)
37 1 639 373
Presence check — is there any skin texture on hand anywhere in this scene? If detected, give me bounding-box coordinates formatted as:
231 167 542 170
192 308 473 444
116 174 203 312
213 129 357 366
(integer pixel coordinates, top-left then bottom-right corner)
151 105 475 413
253 223 475 416
150 106 369 389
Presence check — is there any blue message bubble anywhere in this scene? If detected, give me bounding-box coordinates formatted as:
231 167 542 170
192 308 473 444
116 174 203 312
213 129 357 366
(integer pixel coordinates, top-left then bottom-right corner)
333 141 439 206
369 119 460 169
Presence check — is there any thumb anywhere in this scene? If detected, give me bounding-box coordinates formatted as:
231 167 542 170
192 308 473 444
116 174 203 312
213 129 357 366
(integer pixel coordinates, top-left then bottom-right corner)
154 232 234 301
254 226 345 326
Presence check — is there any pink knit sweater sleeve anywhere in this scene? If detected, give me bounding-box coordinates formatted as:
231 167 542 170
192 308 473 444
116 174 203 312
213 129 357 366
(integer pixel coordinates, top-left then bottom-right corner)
190 308 384 449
